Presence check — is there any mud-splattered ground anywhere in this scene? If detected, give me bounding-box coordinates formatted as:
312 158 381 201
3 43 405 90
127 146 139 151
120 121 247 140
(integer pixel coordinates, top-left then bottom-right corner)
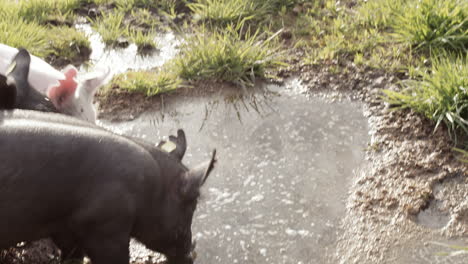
335 102 467 264
292 61 468 263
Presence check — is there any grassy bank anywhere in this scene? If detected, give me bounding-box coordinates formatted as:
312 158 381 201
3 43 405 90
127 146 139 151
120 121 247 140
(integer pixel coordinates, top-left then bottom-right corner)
0 0 90 66
107 70 181 96
384 55 468 140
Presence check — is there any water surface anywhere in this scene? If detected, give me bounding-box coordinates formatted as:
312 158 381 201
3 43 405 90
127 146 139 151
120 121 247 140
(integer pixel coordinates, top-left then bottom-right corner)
101 80 370 263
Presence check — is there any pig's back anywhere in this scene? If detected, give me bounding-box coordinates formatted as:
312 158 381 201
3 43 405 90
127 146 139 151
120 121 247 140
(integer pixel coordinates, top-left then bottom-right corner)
0 112 156 247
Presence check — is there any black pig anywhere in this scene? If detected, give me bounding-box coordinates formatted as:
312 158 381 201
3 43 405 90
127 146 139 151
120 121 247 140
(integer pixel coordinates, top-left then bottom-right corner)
0 109 216 264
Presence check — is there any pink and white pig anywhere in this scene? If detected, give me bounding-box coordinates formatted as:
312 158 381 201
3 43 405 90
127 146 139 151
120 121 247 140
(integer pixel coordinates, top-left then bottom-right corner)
0 43 112 123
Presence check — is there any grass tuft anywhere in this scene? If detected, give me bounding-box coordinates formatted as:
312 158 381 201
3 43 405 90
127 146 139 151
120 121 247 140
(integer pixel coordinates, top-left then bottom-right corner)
357 0 407 30
188 0 261 26
383 54 468 138
109 70 181 96
48 26 91 64
393 0 468 53
0 18 51 58
91 9 129 46
129 29 157 52
188 0 304 28
0 0 80 25
0 0 90 63
453 148 468 163
171 21 285 86
91 8 157 51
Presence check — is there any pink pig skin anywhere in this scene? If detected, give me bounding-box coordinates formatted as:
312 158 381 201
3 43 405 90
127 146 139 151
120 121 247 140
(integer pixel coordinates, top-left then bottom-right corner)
0 43 65 94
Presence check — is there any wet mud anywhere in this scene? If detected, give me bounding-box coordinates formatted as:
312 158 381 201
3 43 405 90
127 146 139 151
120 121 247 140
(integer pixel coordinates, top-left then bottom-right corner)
303 65 468 264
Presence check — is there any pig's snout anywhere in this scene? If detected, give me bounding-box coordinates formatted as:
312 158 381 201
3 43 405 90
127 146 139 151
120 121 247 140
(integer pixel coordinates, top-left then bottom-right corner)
190 239 196 253
166 255 194 264
166 239 197 264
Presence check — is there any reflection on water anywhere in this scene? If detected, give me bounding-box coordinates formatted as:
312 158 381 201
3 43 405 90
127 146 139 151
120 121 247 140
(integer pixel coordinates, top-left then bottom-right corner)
149 90 277 132
75 23 181 74
101 78 371 263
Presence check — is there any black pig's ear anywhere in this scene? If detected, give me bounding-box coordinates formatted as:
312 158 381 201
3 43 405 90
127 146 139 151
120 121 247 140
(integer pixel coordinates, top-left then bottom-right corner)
168 129 187 160
157 129 187 161
6 48 31 102
181 150 217 201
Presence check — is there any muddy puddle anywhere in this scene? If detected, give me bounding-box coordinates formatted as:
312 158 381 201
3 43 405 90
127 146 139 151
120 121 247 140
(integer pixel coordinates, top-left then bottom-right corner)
100 79 370 263
75 23 181 74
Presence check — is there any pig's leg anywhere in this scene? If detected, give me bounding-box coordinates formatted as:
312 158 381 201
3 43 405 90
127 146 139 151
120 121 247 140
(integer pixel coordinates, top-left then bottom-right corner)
73 188 133 264
81 232 130 264
52 234 85 262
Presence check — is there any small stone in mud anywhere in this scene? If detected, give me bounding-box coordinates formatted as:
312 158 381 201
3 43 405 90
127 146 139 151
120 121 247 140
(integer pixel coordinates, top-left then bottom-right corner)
137 43 157 54
88 7 101 18
116 36 130 48
292 6 303 15
280 30 293 40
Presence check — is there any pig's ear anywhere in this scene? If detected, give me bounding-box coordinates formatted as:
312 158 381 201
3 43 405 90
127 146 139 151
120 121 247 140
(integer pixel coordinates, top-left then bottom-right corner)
168 129 187 160
5 48 31 100
47 80 77 109
181 149 217 200
81 67 112 97
62 64 78 79
157 129 187 160
47 65 78 109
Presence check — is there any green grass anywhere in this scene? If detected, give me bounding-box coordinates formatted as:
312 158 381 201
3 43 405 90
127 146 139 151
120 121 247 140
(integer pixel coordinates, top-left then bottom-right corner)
298 0 407 69
454 148 468 162
383 54 468 139
430 241 468 256
129 29 157 52
393 0 468 54
48 26 91 63
0 0 80 24
188 0 305 28
300 0 468 69
0 0 90 63
91 8 157 51
0 18 51 58
297 0 468 157
109 70 181 96
188 0 262 26
129 8 161 29
91 9 129 46
89 0 177 14
170 22 285 86
356 0 408 30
